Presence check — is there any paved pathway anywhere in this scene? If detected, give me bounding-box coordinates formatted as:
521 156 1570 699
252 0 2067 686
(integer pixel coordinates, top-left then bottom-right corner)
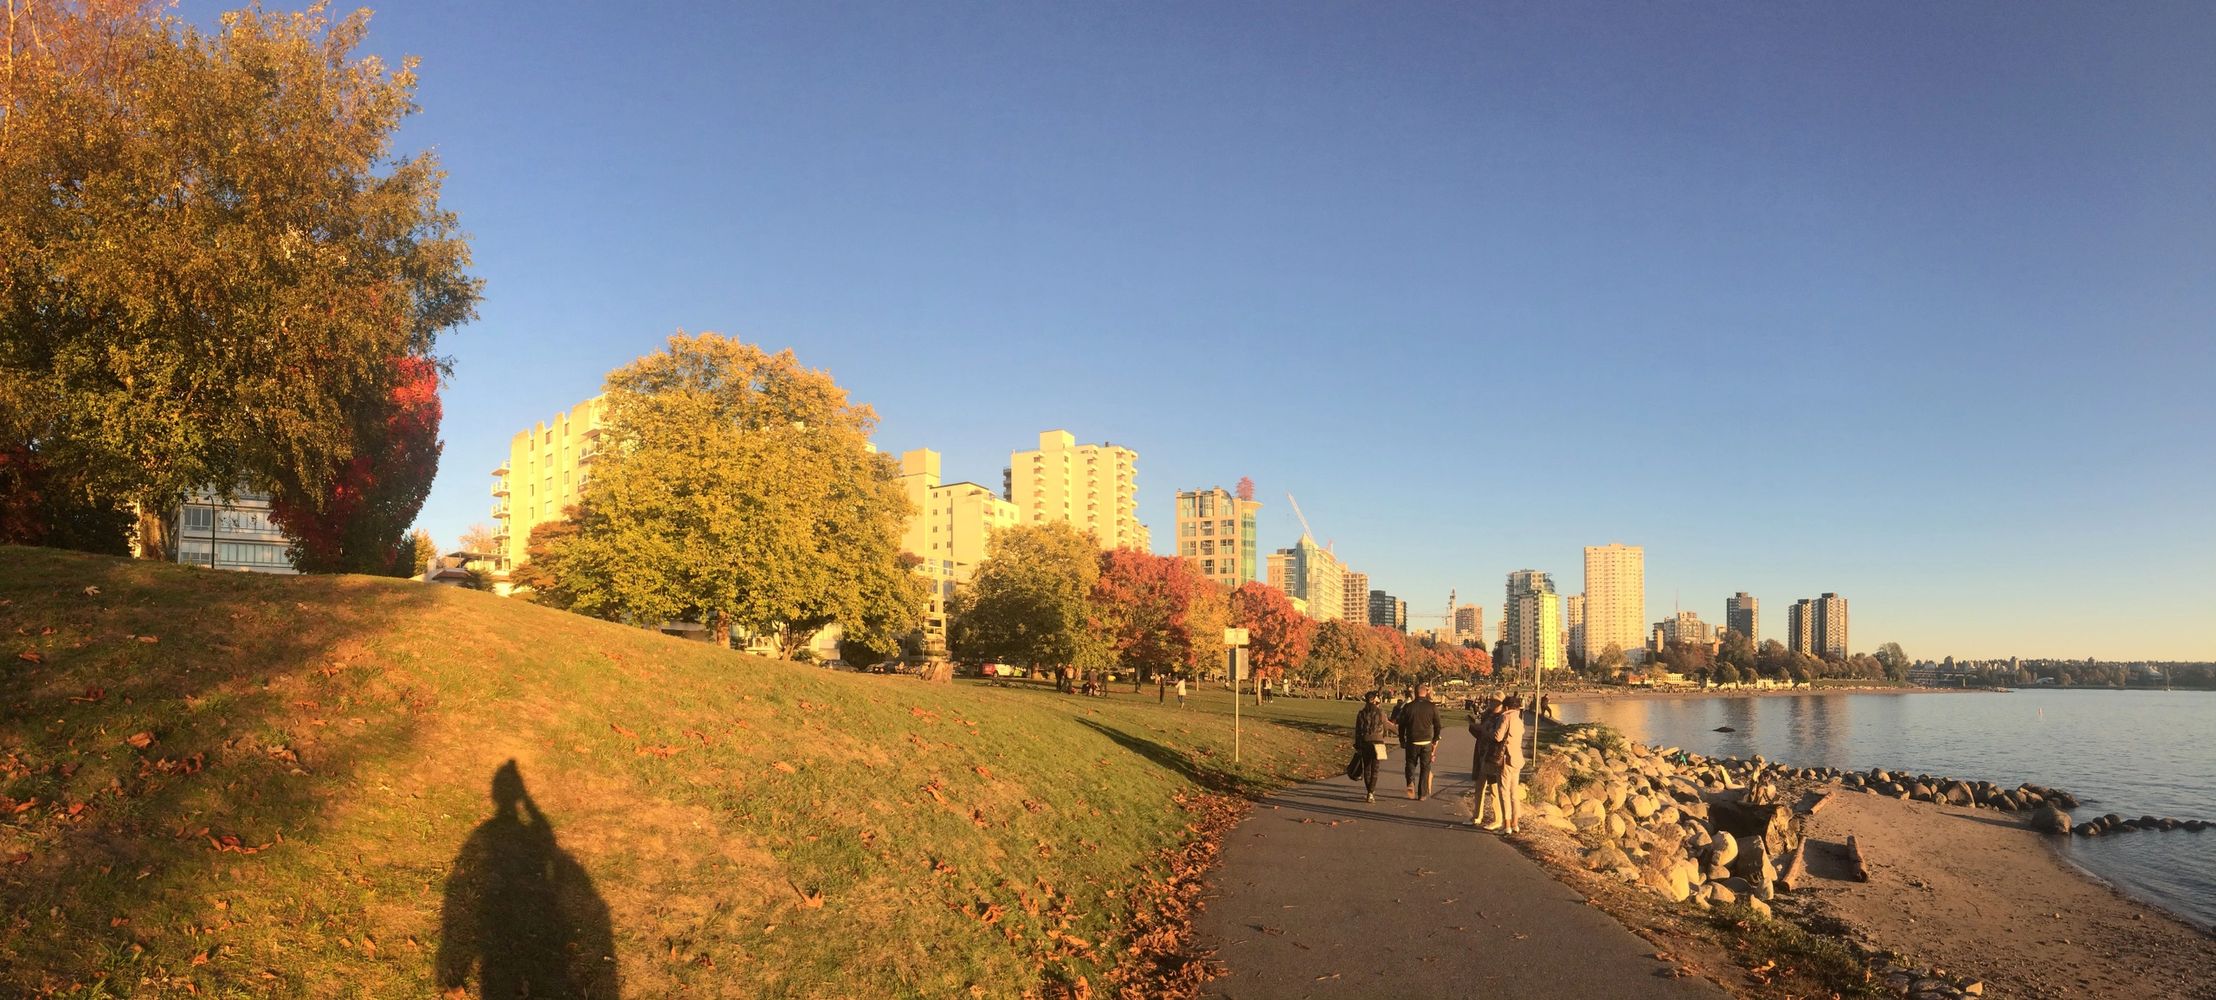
1195 720 1727 999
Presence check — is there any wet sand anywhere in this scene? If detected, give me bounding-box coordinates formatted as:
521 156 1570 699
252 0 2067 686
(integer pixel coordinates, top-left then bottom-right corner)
1799 793 2216 999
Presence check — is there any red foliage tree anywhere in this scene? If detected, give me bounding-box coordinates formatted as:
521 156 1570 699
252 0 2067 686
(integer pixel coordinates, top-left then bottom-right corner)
1229 582 1314 694
268 356 442 574
1091 548 1229 681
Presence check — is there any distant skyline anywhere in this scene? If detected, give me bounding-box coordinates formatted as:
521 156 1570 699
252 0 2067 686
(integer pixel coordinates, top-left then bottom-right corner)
221 2 2214 660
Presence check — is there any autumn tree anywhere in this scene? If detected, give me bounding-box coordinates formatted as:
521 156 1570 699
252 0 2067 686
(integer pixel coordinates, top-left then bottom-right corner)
268 356 443 575
536 334 924 652
507 512 580 601
1090 548 1230 682
948 522 1105 675
408 529 436 577
0 2 480 556
1304 620 1395 698
1228 582 1313 704
455 522 499 556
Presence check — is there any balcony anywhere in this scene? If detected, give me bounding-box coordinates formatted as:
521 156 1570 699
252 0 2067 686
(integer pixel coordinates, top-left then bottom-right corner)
492 500 510 519
491 479 509 498
492 463 509 477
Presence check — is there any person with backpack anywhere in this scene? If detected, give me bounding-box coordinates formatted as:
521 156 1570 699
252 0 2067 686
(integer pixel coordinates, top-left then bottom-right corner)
1352 690 1391 802
1398 683 1442 800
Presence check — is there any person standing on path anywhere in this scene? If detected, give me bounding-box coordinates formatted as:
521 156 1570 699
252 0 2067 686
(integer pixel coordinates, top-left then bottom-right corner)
1175 676 1188 709
1468 695 1503 826
1353 691 1391 802
1483 694 1528 833
1158 673 1167 704
1399 683 1442 800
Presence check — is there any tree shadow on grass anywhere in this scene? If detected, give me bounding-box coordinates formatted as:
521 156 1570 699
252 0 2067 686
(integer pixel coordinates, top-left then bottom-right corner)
1076 718 1264 797
437 760 620 999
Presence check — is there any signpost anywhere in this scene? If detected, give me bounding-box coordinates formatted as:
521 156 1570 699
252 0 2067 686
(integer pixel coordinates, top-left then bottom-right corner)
1225 628 1251 763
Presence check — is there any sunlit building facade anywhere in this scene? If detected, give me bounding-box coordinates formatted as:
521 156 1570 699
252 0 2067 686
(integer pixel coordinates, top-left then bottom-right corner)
491 395 606 573
1174 486 1262 588
1007 430 1148 550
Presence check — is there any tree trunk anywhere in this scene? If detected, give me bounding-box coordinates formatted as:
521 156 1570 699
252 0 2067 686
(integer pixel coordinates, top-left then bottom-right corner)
710 611 731 647
136 508 173 562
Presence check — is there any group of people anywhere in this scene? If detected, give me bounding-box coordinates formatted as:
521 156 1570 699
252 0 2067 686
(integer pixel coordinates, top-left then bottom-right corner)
1348 684 1527 833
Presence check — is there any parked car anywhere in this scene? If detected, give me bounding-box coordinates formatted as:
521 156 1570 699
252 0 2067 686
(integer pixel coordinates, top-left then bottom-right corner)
821 658 849 671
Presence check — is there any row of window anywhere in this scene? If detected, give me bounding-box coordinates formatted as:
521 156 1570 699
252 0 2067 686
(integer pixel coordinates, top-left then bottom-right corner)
176 540 291 567
180 506 283 537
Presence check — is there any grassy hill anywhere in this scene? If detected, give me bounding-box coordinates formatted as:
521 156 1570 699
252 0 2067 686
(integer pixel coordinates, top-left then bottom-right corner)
0 547 1358 998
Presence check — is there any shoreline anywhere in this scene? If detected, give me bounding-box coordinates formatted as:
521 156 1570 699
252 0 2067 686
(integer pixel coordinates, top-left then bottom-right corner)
1506 727 2215 998
1546 685 1995 704
1797 792 2216 997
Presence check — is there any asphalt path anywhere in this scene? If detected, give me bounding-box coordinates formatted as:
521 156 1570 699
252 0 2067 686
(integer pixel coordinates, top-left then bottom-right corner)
1195 716 1727 999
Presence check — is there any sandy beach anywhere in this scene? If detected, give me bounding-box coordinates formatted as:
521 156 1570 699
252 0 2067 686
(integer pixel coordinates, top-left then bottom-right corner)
1799 793 2216 999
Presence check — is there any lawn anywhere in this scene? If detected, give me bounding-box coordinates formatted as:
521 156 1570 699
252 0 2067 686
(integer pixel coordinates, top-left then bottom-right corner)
0 547 1356 998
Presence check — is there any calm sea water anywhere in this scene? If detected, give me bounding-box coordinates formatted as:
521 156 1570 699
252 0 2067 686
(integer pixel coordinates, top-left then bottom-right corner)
1559 689 2216 931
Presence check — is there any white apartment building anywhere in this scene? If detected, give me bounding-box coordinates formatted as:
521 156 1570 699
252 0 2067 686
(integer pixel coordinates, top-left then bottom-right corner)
1582 543 1645 664
1267 536 1345 622
1006 430 1149 550
898 449 1019 635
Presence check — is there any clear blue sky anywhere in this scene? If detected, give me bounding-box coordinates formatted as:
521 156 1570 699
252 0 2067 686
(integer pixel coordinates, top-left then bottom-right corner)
259 1 2214 660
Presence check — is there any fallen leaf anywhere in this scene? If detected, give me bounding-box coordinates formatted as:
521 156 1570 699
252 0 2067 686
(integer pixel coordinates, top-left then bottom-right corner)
125 732 154 749
135 635 159 644
772 761 796 774
16 650 40 664
609 722 637 738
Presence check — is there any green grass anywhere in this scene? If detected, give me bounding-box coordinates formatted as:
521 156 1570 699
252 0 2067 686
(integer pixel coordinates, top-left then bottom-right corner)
0 547 1354 998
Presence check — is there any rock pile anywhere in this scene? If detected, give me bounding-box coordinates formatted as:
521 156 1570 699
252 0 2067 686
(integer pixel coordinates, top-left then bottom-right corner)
1529 730 1806 918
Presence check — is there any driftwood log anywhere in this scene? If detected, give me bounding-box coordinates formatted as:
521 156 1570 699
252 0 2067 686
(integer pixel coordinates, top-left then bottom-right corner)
1846 834 1870 882
1778 841 1811 892
1800 790 1836 816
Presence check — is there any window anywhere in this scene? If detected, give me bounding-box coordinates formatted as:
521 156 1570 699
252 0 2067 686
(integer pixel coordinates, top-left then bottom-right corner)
181 506 214 531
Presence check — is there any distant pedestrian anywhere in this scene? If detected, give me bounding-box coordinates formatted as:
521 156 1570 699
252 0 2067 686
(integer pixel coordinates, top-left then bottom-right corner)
1399 683 1442 800
1158 673 1167 704
1468 695 1504 827
1353 691 1391 802
1483 694 1528 833
1175 676 1188 709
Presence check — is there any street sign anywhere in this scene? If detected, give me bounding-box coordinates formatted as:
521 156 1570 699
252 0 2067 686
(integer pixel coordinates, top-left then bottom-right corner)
1227 647 1249 681
1224 627 1250 647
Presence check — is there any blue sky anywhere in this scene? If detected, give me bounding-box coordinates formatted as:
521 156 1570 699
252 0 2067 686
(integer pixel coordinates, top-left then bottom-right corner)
257 1 2212 659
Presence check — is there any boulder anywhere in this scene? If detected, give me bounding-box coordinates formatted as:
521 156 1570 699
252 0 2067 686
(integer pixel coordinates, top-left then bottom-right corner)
2030 804 2072 835
1629 794 1660 820
1700 881 1738 907
1583 844 1632 872
1943 782 1974 807
1707 832 1740 869
1744 896 1771 919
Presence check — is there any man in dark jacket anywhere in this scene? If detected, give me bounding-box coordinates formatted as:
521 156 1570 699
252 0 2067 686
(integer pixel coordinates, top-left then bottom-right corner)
1399 683 1442 799
1353 691 1390 802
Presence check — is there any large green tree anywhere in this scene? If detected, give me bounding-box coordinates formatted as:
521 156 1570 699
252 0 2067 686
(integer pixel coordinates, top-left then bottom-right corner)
0 2 480 555
1303 620 1395 698
536 333 923 651
948 522 1104 673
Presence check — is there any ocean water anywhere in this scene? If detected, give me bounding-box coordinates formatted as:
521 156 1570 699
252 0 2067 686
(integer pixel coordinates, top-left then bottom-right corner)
1558 688 2216 931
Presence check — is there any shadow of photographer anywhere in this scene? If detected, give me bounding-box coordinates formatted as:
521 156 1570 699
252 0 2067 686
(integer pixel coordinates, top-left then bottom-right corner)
436 760 620 998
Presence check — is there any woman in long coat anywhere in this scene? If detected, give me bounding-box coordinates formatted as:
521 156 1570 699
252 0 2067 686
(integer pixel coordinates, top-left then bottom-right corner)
1467 695 1502 826
1484 694 1528 833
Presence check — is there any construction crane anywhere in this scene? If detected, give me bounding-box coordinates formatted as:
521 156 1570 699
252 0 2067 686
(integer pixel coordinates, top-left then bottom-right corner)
1285 492 1331 551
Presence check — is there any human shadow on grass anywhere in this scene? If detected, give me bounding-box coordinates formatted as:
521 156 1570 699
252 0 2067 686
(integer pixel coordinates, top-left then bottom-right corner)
1076 718 1263 796
436 760 620 999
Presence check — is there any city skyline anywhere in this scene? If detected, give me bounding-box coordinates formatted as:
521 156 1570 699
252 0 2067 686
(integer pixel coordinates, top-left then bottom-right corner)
311 1 2213 661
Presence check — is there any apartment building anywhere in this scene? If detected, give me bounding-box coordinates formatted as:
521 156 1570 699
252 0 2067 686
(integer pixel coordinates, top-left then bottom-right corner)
1342 571 1371 625
1726 592 1759 644
1006 430 1148 550
1504 569 1564 672
491 395 606 573
898 449 1021 636
1813 593 1849 659
1369 590 1406 632
1650 610 1714 649
1174 486 1262 588
1267 535 1345 621
160 488 296 574
1582 543 1645 664
1564 595 1585 662
1454 603 1485 646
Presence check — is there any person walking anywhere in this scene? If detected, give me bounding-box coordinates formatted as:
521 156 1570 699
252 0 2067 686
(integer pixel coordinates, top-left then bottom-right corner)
1468 695 1504 827
1175 675 1188 709
1399 683 1442 800
1353 690 1391 802
1482 694 1528 833
1158 673 1167 704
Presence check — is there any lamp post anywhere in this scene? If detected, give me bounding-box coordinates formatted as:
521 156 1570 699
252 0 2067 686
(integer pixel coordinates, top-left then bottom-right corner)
1225 627 1251 763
